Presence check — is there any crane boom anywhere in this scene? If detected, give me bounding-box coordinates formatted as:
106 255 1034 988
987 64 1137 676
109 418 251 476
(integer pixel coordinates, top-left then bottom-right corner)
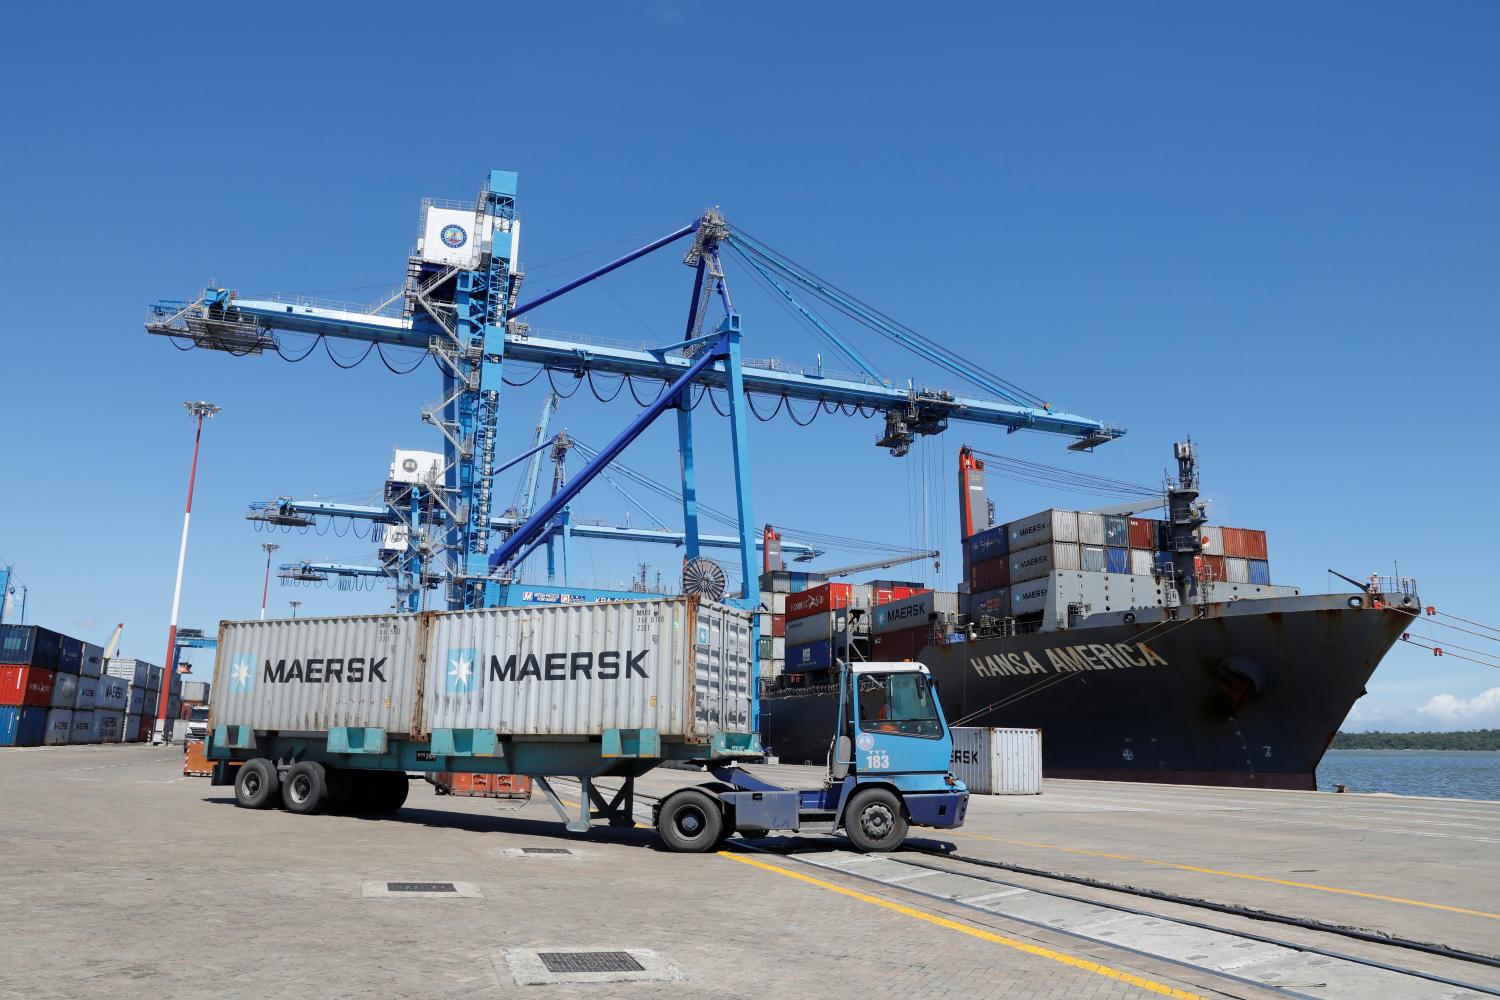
818 550 940 580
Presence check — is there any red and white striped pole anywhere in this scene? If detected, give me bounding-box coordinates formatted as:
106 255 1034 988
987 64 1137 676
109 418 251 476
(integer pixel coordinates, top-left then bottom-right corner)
156 401 220 743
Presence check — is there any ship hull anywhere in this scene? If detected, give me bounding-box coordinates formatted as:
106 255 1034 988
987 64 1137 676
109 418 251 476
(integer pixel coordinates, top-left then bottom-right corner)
760 595 1409 790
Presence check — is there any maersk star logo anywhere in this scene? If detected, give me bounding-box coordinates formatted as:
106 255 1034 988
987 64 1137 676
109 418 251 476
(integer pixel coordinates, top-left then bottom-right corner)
230 654 255 692
446 648 478 692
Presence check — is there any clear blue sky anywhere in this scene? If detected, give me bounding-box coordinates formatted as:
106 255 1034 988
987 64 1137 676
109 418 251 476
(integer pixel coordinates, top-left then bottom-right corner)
2 3 1496 729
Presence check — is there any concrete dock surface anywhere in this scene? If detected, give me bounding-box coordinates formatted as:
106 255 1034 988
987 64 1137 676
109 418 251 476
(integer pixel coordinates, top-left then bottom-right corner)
1 745 1496 999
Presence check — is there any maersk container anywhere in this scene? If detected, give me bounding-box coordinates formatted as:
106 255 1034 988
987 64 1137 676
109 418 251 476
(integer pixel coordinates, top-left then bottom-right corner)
43 708 73 745
0 706 47 747
71 710 98 744
425 599 753 738
49 672 79 709
0 625 62 671
211 613 425 737
1010 542 1081 584
79 642 104 679
1010 579 1052 615
106 659 151 687
1130 548 1156 577
73 675 99 710
1106 545 1130 575
949 727 1042 795
95 675 129 712
95 710 125 743
1081 544 1106 573
1077 512 1105 546
872 591 955 635
1008 509 1078 549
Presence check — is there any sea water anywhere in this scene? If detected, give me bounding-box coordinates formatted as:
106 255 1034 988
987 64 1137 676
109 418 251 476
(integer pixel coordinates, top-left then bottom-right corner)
1317 749 1500 800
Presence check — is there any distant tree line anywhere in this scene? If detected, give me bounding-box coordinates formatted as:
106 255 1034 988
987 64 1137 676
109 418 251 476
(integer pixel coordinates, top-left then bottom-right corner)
1332 729 1500 751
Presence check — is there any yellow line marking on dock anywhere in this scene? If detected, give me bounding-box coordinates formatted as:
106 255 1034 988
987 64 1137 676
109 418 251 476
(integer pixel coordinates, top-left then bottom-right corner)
956 832 1500 920
719 851 1205 999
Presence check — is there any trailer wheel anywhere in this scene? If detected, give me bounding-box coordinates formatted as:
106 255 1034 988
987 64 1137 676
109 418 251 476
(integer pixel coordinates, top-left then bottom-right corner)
282 761 330 815
844 788 908 853
369 772 409 814
234 758 279 809
657 789 725 853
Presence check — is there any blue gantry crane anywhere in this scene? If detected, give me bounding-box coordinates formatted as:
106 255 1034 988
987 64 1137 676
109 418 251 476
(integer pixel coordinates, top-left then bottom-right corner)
148 168 1121 619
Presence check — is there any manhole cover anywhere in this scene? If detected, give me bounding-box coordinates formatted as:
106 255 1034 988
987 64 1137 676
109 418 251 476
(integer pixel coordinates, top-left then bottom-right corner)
539 952 644 974
522 848 572 855
501 846 583 858
362 880 482 898
388 882 456 893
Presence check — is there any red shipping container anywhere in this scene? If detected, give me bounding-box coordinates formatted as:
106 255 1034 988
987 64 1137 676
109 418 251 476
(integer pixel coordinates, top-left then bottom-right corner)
1199 554 1227 581
1128 518 1158 551
0 665 55 707
872 625 927 661
872 586 926 606
770 615 786 638
1221 527 1269 560
969 556 1009 592
786 583 855 620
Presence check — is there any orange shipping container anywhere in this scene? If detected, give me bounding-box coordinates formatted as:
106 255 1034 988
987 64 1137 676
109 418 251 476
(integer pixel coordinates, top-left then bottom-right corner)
770 615 785 638
785 583 855 621
1128 518 1158 551
432 772 532 798
1221 527 1269 560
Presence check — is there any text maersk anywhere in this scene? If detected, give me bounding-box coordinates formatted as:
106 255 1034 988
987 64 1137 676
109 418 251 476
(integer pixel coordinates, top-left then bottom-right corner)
256 650 649 684
263 658 387 683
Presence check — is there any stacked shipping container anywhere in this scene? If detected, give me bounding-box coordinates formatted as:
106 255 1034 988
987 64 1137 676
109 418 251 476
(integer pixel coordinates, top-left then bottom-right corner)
0 624 177 747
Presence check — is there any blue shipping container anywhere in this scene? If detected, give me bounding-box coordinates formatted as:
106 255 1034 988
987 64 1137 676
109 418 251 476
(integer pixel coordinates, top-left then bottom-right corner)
1106 546 1130 574
57 636 83 675
1154 551 1174 574
0 626 63 671
1104 516 1130 548
963 525 1009 566
784 640 833 672
1248 559 1271 585
0 706 48 747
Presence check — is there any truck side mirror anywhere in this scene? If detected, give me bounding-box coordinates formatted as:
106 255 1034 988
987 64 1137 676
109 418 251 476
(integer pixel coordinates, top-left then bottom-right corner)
829 735 852 780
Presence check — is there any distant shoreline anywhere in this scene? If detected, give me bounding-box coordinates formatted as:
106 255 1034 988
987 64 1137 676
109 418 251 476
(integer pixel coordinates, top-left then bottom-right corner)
1332 729 1500 752
1328 747 1499 753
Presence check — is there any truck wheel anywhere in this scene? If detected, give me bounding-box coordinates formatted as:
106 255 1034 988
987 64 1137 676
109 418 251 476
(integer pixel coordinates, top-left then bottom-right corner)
844 788 908 853
282 761 330 815
234 758 279 809
658 790 725 853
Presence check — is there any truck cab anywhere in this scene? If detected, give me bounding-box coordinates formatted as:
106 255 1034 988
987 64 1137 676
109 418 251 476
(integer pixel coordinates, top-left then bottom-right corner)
654 661 968 852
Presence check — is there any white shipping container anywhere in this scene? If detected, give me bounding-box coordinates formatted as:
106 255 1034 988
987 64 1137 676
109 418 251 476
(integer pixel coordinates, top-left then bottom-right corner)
73 676 99 710
771 593 787 616
96 710 125 743
1010 579 1053 615
95 675 129 711
182 681 209 702
1077 512 1105 546
79 643 104 679
950 727 1042 794
1226 557 1250 583
211 614 425 737
50 672 79 708
1010 542 1081 584
44 709 73 746
106 658 150 687
1130 548 1157 576
784 612 834 648
71 710 98 744
424 598 753 738
772 636 785 660
1008 509 1079 549
1200 525 1224 554
871 592 935 635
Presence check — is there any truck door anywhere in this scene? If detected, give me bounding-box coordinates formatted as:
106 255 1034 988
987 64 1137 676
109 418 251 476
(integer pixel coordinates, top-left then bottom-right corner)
852 672 950 776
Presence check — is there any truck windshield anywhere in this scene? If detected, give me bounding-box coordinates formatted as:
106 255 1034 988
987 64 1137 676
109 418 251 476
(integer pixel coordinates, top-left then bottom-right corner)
857 672 941 738
189 707 209 722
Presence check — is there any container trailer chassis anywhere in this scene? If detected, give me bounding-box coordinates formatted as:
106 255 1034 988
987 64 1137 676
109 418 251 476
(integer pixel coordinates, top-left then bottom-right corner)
208 661 969 853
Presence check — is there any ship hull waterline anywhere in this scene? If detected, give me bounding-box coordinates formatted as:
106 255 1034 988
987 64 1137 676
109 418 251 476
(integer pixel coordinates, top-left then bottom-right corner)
759 597 1410 791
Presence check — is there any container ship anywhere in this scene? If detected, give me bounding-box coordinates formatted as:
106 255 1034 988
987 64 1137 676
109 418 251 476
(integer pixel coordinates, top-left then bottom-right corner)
757 440 1417 790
